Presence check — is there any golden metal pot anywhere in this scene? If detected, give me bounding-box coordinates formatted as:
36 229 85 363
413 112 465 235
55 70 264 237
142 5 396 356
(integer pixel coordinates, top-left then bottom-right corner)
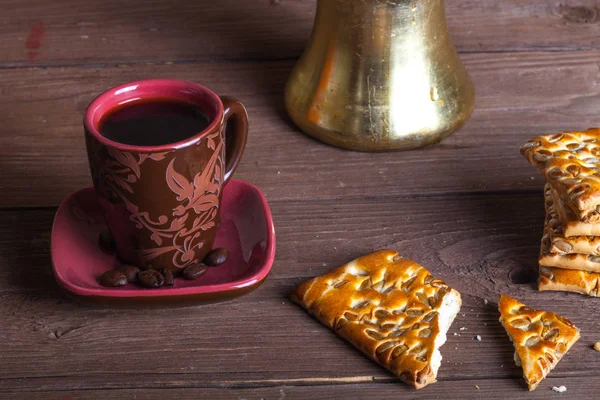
285 0 475 151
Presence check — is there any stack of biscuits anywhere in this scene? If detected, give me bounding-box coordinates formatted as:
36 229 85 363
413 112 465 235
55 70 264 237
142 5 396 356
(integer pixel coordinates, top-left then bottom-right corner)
521 129 600 297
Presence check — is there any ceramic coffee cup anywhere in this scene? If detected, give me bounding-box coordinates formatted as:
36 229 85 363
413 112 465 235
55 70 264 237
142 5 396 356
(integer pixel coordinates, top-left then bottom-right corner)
84 79 248 272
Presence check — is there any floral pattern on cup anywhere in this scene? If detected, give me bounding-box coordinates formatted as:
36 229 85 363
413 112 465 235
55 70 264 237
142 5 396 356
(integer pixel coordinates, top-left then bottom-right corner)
89 129 224 270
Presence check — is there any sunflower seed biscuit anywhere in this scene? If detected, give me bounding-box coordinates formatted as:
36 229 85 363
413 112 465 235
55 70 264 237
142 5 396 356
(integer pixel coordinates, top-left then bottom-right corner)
498 295 580 391
521 129 600 222
540 188 600 272
542 185 600 255
539 252 600 272
291 249 462 389
538 266 599 297
545 184 600 237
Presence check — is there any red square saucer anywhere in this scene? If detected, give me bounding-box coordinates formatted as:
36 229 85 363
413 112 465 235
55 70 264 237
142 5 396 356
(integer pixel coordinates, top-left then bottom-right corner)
51 179 275 306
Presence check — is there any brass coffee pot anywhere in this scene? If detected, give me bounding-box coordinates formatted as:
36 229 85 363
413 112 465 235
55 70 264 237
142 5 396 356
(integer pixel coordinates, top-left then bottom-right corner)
285 0 475 151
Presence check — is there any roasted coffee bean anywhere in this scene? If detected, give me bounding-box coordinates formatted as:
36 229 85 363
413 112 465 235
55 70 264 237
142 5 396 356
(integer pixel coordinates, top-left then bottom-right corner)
171 268 183 278
98 230 116 254
183 264 208 280
138 263 155 271
98 270 127 287
138 269 165 288
118 265 141 282
162 268 174 286
203 248 229 267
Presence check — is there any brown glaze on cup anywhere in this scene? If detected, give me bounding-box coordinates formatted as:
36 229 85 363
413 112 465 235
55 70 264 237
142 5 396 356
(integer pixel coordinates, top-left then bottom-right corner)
84 80 248 273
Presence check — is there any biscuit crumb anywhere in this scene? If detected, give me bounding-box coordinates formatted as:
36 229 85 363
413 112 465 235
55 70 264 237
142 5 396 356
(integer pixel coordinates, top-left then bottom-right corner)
552 386 567 393
484 299 488 305
459 327 466 331
474 385 480 390
474 335 481 341
594 342 600 351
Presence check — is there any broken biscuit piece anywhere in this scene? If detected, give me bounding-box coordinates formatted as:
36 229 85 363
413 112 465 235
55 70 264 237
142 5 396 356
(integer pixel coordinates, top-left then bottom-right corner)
291 249 462 389
498 295 580 391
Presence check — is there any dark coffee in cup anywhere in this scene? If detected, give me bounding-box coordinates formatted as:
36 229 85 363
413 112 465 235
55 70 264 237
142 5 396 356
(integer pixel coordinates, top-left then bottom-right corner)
100 100 211 147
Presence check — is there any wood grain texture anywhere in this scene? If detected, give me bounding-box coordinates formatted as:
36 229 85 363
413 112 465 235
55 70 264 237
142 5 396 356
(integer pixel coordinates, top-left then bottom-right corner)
1 194 599 396
3 0 600 68
2 378 599 400
2 51 600 207
3 0 600 398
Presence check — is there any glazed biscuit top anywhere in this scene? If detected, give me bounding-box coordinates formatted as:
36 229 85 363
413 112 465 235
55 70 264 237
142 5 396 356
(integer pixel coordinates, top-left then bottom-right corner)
521 129 600 220
498 295 580 390
292 249 461 389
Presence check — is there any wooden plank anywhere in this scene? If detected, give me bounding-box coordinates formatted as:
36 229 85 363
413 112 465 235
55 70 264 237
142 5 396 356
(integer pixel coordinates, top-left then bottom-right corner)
2 377 598 400
1 193 599 395
3 0 600 67
2 51 600 207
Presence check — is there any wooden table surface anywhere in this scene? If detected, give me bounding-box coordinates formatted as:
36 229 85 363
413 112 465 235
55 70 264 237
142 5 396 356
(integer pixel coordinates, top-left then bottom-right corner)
2 1 600 398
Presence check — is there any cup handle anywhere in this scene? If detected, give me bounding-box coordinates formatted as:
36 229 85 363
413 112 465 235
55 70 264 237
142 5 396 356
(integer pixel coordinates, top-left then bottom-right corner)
220 96 248 185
